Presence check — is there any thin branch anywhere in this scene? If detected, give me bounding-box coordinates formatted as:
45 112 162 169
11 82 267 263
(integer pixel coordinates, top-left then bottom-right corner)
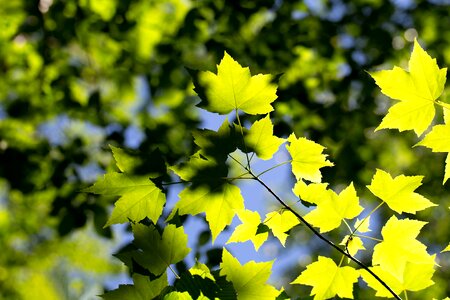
250 172 402 300
234 109 252 169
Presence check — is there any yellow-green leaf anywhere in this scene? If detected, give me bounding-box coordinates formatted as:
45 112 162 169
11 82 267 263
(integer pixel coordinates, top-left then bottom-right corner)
340 235 365 257
83 172 165 226
293 181 363 233
291 256 359 300
220 249 280 300
227 209 268 251
286 134 333 183
172 183 244 242
199 52 278 115
416 117 450 183
354 216 371 233
367 169 436 214
163 292 193 300
370 39 447 135
264 210 300 246
361 261 435 297
372 215 435 281
245 115 285 160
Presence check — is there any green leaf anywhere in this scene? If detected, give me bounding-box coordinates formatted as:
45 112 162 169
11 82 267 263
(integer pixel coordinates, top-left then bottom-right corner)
372 215 435 281
367 169 436 214
227 209 268 251
131 224 191 276
264 210 300 246
244 115 285 160
291 256 359 300
110 145 140 173
198 52 278 115
369 39 447 135
293 181 363 233
442 243 450 253
220 249 280 300
171 183 244 242
163 291 193 300
83 172 166 226
340 235 365 257
102 273 168 300
286 134 333 183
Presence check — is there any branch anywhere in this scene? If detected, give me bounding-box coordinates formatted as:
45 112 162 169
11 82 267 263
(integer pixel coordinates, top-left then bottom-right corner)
250 173 402 300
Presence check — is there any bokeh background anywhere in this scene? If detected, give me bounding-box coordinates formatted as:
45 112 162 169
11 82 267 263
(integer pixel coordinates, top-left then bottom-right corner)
1 0 450 299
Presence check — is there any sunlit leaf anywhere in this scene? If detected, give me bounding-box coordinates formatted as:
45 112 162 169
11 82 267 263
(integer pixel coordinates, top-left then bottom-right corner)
244 115 285 160
220 249 280 300
227 209 268 251
286 134 333 183
372 215 435 281
172 183 244 242
370 39 447 135
264 210 300 246
293 181 362 233
340 235 365 257
367 169 436 214
291 256 359 300
199 52 278 115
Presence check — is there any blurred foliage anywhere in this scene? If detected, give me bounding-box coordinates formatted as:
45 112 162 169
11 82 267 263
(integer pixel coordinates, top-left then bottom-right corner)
1 0 450 299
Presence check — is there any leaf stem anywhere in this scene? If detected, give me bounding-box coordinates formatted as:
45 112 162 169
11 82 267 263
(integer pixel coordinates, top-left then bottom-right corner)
255 160 292 178
235 109 252 169
249 172 401 300
168 264 180 279
355 234 382 242
351 202 384 235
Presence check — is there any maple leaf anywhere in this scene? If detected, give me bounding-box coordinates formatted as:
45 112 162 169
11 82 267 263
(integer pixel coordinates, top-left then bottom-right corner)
131 223 191 276
293 181 363 233
220 248 280 300
244 115 285 160
369 39 447 135
83 172 166 226
264 210 300 246
286 134 333 183
372 215 435 281
163 292 193 300
354 216 371 233
198 52 278 115
171 183 244 242
227 209 268 251
291 256 359 300
361 261 435 298
340 235 365 257
102 273 167 300
367 169 436 214
416 111 450 183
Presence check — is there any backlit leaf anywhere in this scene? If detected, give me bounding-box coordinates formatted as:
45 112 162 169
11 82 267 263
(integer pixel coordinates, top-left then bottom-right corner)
132 224 190 276
340 235 365 257
199 52 278 115
83 172 166 226
264 210 300 246
291 256 359 300
286 134 333 183
416 115 450 184
227 209 268 251
244 115 285 160
367 169 436 214
370 39 447 135
172 183 244 242
442 243 450 253
293 181 363 233
220 249 280 300
372 215 435 281
361 261 435 297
